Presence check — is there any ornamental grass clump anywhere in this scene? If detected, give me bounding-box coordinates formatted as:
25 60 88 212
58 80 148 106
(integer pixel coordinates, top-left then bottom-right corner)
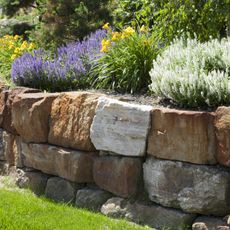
11 29 106 92
149 38 230 108
92 24 159 94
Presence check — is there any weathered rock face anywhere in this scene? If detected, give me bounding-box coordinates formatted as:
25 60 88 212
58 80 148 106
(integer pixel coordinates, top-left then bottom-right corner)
215 106 230 167
101 197 195 230
3 131 23 167
90 97 152 156
12 93 59 143
0 129 4 160
16 170 49 196
0 87 40 134
48 92 102 151
143 157 230 216
75 188 112 211
22 143 95 183
93 156 142 198
45 177 81 203
192 216 230 230
147 108 216 164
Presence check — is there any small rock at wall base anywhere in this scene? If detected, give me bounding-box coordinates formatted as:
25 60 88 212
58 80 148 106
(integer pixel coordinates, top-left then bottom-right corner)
101 197 195 230
16 169 49 196
192 216 230 230
45 177 82 204
75 188 112 211
0 161 8 175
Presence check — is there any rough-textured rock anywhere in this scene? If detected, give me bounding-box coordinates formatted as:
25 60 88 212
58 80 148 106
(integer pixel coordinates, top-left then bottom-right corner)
0 129 4 160
12 93 59 143
93 156 142 198
0 87 40 134
75 188 112 211
16 169 49 196
90 97 152 156
147 108 216 164
3 131 23 167
45 177 81 203
48 92 102 151
143 157 230 216
0 161 8 175
192 216 230 230
101 197 195 230
22 143 95 183
215 106 230 167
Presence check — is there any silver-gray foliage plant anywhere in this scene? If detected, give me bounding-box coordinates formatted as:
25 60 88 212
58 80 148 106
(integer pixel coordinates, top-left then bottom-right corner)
149 38 230 107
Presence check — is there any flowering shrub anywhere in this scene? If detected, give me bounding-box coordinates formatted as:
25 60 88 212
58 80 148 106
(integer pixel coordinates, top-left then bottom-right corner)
149 38 230 108
11 29 106 92
92 24 158 94
0 35 36 83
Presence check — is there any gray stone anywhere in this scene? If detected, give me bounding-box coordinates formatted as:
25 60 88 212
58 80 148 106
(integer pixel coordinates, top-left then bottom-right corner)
0 161 8 175
101 197 195 230
90 97 152 156
75 188 112 211
22 143 95 183
45 177 81 203
192 216 230 230
143 157 230 216
16 170 49 196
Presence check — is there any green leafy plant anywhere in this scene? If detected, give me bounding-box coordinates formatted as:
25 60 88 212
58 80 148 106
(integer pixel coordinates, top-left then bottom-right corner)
149 38 230 108
92 25 159 94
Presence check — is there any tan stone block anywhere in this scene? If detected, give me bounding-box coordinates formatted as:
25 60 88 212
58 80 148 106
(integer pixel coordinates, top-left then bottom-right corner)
93 156 142 198
12 93 59 143
48 92 102 151
147 108 216 164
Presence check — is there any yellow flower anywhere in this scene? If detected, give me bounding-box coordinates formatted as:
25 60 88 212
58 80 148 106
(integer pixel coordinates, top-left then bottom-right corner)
28 43 36 50
11 54 17 60
14 47 21 54
102 23 110 30
121 26 135 39
100 39 111 53
20 41 28 51
140 25 147 33
111 32 121 41
13 35 20 40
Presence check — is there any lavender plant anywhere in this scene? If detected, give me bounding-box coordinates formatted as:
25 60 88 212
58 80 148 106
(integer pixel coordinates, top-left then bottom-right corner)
149 38 230 108
11 29 106 92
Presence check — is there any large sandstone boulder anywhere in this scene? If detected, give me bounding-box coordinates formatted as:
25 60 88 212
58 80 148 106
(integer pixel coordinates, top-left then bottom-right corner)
75 188 112 211
3 131 23 167
90 97 152 156
101 197 195 230
48 92 102 151
143 157 230 216
93 156 142 198
215 106 230 167
12 93 59 143
0 87 40 134
147 108 216 164
192 216 230 230
22 143 95 183
45 177 81 203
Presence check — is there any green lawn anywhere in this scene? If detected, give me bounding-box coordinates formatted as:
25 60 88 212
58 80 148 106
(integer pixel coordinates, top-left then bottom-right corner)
0 188 150 230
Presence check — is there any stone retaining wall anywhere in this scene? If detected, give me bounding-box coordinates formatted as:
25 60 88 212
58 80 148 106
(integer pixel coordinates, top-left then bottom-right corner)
1 87 230 229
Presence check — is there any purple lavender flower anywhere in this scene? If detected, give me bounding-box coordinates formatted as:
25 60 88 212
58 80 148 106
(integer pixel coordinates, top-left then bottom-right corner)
11 29 106 92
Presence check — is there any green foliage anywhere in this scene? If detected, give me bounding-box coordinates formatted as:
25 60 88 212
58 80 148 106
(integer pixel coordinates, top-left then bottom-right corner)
31 0 114 49
113 0 230 43
92 27 159 94
149 38 230 108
